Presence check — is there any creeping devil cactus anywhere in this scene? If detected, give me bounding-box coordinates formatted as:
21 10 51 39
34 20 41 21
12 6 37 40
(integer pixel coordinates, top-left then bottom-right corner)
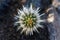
14 4 45 35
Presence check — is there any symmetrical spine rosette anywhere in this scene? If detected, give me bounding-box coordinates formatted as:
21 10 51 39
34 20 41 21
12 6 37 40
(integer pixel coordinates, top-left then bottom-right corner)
14 3 45 35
